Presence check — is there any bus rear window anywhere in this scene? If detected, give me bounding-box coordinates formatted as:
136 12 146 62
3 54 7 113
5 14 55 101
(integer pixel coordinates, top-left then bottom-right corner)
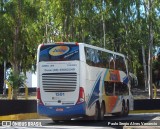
39 44 79 62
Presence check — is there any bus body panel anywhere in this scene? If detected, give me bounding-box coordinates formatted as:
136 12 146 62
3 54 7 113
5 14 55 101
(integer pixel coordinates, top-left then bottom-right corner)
39 61 80 106
85 65 102 116
104 96 121 113
38 102 86 118
37 43 87 118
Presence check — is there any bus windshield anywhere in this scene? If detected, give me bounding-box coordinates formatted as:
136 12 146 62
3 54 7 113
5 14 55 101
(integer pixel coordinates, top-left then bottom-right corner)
39 44 79 62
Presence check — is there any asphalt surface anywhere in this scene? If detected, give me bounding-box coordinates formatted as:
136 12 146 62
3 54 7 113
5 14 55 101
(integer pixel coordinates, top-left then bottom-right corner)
0 113 160 129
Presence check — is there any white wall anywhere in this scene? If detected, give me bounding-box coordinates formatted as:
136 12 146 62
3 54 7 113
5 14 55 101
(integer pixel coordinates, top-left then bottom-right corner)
32 72 37 87
25 72 37 87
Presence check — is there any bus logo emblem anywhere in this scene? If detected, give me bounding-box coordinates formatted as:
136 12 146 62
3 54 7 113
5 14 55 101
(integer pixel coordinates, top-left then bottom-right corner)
49 46 70 56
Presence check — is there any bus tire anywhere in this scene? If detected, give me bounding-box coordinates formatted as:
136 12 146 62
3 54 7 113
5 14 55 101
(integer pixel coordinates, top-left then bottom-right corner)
124 101 129 116
52 118 70 123
52 119 60 123
120 101 125 116
93 102 100 120
100 102 105 120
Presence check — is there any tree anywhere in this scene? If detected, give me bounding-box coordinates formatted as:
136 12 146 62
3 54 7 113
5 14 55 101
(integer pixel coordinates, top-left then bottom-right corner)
0 0 43 98
0 0 160 98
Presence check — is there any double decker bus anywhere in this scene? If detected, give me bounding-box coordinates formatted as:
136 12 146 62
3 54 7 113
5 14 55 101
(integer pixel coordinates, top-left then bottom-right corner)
37 42 134 121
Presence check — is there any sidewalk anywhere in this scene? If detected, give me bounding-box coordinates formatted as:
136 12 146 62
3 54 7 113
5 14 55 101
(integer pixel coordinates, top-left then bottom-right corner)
0 113 40 120
124 126 160 129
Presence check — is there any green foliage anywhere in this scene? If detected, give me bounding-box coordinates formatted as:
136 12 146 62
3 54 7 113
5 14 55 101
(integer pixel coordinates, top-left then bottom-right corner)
0 0 43 73
0 0 159 81
153 59 160 71
7 70 26 89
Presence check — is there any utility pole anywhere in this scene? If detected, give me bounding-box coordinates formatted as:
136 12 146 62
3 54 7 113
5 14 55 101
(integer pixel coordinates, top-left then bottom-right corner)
3 61 6 95
142 46 148 91
148 0 153 99
102 15 106 49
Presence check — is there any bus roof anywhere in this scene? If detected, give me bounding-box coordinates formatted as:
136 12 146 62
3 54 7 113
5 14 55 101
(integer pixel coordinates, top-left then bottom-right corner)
79 43 126 58
39 42 126 58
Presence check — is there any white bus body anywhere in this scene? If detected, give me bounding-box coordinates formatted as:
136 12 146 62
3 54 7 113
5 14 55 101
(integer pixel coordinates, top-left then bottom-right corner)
37 42 134 120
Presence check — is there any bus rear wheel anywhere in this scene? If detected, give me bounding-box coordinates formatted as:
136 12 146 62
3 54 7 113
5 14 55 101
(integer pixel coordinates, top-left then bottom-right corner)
52 119 60 123
119 101 125 116
52 118 70 123
93 103 100 120
100 103 105 120
124 101 129 116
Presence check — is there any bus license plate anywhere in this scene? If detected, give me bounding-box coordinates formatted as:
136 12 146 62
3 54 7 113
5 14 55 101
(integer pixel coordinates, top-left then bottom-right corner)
56 108 64 111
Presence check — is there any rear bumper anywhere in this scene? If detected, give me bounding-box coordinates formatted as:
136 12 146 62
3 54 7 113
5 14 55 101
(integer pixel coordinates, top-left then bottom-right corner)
37 102 86 118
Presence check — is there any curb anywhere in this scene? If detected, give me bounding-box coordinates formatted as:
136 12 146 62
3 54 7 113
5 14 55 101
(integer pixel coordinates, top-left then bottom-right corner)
0 110 160 120
130 110 160 114
0 113 40 120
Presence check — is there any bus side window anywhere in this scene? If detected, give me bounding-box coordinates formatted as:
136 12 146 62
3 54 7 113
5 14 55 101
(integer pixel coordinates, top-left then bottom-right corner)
100 52 105 68
98 51 104 68
85 47 93 66
104 52 110 69
93 50 100 67
122 58 127 72
115 55 127 73
85 47 103 68
109 56 115 69
104 81 114 96
85 47 89 64
115 82 129 95
115 55 121 70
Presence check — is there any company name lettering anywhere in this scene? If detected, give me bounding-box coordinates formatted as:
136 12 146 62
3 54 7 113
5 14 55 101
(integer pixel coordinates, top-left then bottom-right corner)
60 68 75 71
53 48 66 53
44 68 75 72
49 46 69 56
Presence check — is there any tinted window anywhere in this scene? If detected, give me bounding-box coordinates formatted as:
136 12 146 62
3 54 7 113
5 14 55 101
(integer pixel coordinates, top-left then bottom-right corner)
115 82 129 95
104 81 114 96
85 47 100 66
101 51 113 68
104 81 129 96
39 45 79 62
109 55 115 69
85 47 113 68
85 47 126 71
115 55 126 72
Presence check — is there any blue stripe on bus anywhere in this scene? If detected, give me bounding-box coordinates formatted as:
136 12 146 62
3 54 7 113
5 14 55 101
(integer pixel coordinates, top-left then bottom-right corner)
37 102 86 118
123 76 129 84
87 74 101 108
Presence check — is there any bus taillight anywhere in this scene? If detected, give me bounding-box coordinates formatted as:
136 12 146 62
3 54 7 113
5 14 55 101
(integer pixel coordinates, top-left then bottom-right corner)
76 87 85 104
75 42 79 46
37 88 43 105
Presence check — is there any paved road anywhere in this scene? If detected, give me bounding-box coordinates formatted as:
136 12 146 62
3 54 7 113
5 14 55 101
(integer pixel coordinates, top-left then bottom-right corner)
0 113 160 129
